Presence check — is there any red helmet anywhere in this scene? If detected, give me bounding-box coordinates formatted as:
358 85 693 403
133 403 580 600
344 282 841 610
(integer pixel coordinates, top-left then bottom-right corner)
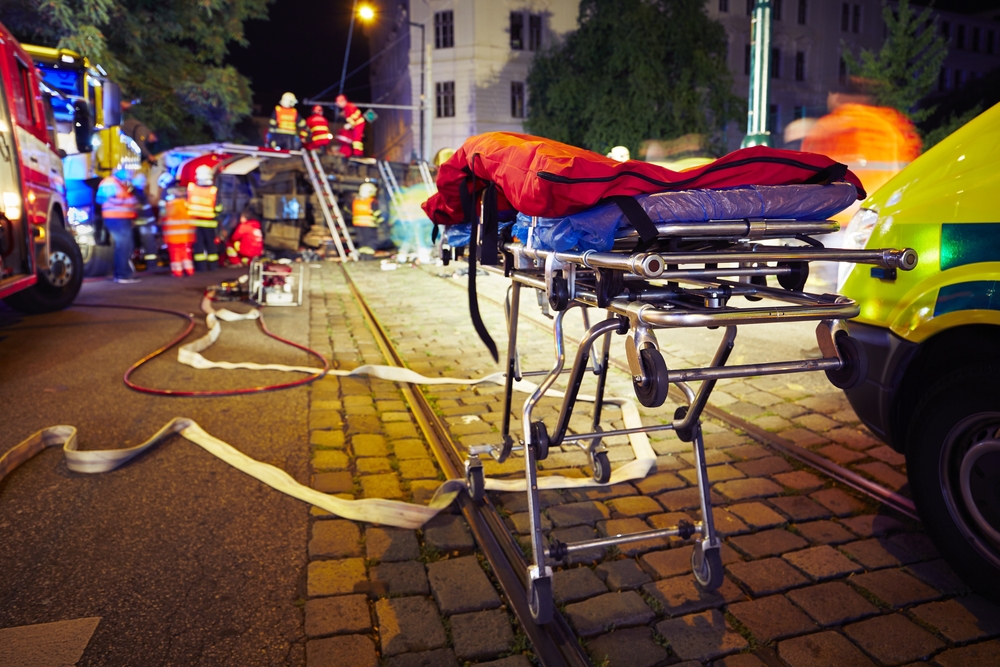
312 105 324 115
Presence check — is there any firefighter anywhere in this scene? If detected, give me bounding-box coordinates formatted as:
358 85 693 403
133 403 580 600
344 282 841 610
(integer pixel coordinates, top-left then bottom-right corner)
161 187 195 277
351 181 383 254
224 210 264 266
96 166 140 283
131 172 160 269
188 165 222 271
335 94 365 157
268 92 307 150
305 105 333 151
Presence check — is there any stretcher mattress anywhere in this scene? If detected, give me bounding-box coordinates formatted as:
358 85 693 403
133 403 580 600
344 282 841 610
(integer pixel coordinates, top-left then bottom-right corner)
444 182 857 251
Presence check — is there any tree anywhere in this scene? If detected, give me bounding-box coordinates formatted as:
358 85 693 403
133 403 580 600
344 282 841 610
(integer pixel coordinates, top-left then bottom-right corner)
842 0 947 122
0 0 270 145
525 0 742 157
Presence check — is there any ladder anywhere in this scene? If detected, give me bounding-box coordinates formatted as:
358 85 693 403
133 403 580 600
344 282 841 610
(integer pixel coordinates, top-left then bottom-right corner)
417 160 437 193
301 149 358 262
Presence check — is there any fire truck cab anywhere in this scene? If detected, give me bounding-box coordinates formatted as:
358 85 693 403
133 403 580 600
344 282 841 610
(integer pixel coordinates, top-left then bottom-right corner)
0 22 82 313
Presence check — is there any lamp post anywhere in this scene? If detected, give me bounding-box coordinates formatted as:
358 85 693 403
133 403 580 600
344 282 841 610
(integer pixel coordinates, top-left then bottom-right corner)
742 0 773 148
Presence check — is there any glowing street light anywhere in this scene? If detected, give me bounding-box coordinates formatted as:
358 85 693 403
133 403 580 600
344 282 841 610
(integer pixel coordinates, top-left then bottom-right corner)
358 5 375 21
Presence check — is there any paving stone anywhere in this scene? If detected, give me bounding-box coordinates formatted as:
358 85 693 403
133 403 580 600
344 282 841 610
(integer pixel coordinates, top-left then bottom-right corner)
704 431 750 448
563 591 655 637
712 654 767 667
768 496 832 522
566 484 637 503
306 634 378 667
905 559 970 596
783 545 862 581
422 513 476 552
809 488 864 517
657 487 725 511
679 448 734 467
426 555 501 615
595 559 653 591
384 422 420 439
772 470 826 493
795 520 855 545
305 595 372 637
635 471 687 495
586 626 667 667
844 614 944 665
608 495 664 518
646 511 698 545
366 527 420 562
597 517 669 555
655 609 747 662
410 480 442 504
352 433 388 457
312 430 346 449
473 657 532 667
356 457 393 474
727 594 817 642
815 444 866 465
726 401 768 419
932 639 1000 667
866 445 907 467
856 461 909 491
778 428 829 448
392 439 429 459
508 511 553 534
547 501 611 527
794 413 840 432
345 414 380 436
839 514 905 538
640 545 698 579
725 558 809 596
753 415 795 432
734 456 794 477
311 411 345 430
910 595 1000 643
710 507 750 536
313 471 354 494
398 458 438 480
313 449 350 471
786 581 879 627
827 427 880 451
849 569 941 608
728 502 787 529
730 529 808 559
886 532 939 562
360 473 404 499
798 394 850 415
376 596 448 656
840 538 911 570
715 478 784 501
370 560 429 597
641 575 740 617
383 649 459 667
550 525 604 565
310 520 363 558
679 464 748 486
726 444 771 461
553 567 608 603
777 631 875 667
308 558 368 597
450 609 514 661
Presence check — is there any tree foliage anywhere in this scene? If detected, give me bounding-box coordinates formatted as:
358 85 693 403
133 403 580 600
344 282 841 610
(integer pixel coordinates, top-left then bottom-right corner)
1 0 270 145
525 0 742 157
842 0 947 122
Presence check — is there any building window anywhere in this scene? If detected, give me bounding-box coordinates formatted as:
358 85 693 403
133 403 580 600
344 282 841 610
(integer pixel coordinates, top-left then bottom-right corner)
941 21 950 43
972 27 981 52
436 81 455 118
795 51 805 81
773 0 782 21
797 0 806 25
851 4 861 33
956 24 966 50
954 69 963 89
510 12 524 50
511 82 526 118
794 105 805 118
746 0 753 16
434 11 454 49
839 56 847 83
939 67 948 91
768 104 778 133
771 47 781 78
988 30 995 55
719 0 729 11
529 14 542 51
744 43 751 75
841 4 849 32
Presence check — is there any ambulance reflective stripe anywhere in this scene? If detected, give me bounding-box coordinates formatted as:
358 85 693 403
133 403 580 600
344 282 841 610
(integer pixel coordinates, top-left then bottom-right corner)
187 183 219 227
97 177 137 219
273 106 299 134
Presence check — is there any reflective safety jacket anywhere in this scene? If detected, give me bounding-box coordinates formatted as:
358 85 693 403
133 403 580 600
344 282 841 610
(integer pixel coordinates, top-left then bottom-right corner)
161 198 196 245
96 176 138 220
226 219 264 264
306 112 333 148
351 196 383 227
270 106 305 136
187 183 221 227
337 102 365 157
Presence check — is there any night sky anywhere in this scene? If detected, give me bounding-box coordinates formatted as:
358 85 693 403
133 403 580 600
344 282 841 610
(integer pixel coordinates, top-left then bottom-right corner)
227 0 372 114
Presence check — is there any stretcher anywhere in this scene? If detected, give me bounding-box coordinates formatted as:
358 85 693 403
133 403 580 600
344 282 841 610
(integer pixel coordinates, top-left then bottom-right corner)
458 184 918 625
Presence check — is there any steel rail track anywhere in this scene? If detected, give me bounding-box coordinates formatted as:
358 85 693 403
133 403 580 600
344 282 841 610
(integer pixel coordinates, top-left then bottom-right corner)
452 266 919 522
339 265 594 667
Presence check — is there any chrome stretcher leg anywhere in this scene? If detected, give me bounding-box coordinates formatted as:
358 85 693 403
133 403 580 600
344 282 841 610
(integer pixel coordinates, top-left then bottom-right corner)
589 320 615 483
499 282 522 460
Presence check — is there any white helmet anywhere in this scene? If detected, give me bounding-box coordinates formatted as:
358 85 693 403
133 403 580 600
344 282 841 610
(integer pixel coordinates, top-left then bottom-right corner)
280 92 298 108
194 164 214 186
607 146 631 163
358 182 377 199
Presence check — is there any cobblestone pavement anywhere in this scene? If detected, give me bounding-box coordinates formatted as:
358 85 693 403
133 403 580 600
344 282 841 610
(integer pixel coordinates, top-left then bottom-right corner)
303 262 1000 667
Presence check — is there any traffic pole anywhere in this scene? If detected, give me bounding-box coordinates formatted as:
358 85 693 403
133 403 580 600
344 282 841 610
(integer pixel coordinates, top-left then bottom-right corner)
742 0 773 148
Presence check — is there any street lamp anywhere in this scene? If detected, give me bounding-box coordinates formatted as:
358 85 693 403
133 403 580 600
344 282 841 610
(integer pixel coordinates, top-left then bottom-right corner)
742 0 773 148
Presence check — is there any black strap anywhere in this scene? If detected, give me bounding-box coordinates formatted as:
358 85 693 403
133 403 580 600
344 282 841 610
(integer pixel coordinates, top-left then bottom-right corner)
461 156 499 362
480 183 499 266
608 195 658 243
804 162 848 185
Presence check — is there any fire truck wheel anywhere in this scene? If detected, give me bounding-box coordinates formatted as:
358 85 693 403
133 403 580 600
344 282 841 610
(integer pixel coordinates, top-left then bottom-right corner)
4 222 84 314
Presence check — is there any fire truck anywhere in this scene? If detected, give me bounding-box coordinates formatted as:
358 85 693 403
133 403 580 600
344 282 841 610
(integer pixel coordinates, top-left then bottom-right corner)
0 22 82 313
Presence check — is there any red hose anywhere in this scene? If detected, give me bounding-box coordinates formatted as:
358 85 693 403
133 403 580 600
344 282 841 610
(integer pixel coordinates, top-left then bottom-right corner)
75 302 329 396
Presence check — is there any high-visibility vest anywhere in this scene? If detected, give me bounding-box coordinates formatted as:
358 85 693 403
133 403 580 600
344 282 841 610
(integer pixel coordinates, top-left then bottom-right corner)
274 106 299 135
307 114 333 147
161 198 196 245
187 183 219 227
352 197 379 227
97 176 137 219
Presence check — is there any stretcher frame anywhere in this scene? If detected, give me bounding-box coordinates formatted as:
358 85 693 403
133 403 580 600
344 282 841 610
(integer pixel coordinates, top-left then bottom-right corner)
461 214 917 624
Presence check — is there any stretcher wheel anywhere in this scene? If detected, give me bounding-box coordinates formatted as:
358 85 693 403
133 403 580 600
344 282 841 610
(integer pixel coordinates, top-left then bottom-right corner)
531 421 550 461
777 261 809 292
745 274 767 302
632 347 669 408
548 276 570 311
465 462 485 503
529 576 554 624
591 451 611 484
691 546 724 591
825 330 869 390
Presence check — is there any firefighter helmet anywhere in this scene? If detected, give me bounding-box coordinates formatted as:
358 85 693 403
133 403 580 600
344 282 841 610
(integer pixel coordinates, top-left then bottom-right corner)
194 165 214 186
358 182 377 199
312 105 324 115
280 92 298 108
607 146 631 163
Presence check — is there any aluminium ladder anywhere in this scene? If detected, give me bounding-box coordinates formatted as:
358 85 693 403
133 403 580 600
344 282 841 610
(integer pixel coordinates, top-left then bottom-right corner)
301 149 358 262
